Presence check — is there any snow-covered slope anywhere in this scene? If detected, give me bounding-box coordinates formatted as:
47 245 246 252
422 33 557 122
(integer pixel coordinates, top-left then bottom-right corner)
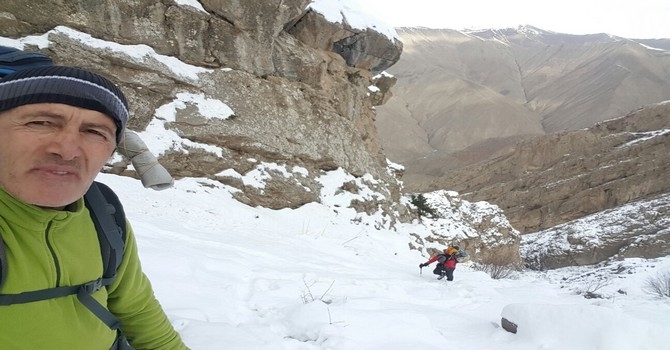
96 173 670 350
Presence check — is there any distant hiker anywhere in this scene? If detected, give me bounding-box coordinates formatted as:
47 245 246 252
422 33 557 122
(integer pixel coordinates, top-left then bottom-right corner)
419 245 467 281
0 47 188 349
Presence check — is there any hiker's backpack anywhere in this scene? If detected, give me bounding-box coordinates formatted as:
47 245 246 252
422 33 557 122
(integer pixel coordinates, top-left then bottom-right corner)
0 46 132 349
0 45 54 76
436 249 470 264
455 250 470 263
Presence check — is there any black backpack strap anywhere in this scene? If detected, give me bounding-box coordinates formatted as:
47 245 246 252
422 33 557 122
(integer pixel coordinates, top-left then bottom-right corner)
76 281 121 330
85 182 126 281
0 278 121 329
0 284 80 305
83 182 131 348
80 181 127 330
111 330 134 350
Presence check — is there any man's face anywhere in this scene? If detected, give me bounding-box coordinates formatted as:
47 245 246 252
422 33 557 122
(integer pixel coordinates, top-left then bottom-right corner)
0 103 117 209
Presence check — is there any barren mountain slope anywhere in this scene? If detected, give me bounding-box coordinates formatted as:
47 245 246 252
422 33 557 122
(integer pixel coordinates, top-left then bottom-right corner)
376 28 543 164
375 27 670 191
428 102 670 234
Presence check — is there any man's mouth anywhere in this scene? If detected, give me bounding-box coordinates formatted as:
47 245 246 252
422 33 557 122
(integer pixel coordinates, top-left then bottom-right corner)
35 165 80 178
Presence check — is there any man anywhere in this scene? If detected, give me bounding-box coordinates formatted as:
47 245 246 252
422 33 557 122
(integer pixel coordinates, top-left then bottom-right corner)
0 63 188 349
419 245 464 281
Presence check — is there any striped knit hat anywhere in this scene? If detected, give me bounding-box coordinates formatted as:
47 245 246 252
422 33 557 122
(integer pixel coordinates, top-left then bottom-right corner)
0 65 129 143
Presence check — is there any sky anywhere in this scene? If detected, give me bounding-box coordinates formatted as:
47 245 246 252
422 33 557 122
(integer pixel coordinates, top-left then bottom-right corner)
3 9 670 350
350 0 670 39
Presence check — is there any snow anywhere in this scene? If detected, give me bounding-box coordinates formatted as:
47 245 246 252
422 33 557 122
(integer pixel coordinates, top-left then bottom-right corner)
619 129 670 147
132 91 235 158
307 0 400 41
97 173 670 350
0 27 212 81
2 6 670 348
501 303 666 349
174 0 208 14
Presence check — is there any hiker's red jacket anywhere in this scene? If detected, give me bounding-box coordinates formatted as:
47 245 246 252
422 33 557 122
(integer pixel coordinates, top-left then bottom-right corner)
426 254 457 269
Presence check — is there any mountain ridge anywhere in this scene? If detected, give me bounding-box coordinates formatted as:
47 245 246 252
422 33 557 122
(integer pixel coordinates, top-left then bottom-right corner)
375 26 670 192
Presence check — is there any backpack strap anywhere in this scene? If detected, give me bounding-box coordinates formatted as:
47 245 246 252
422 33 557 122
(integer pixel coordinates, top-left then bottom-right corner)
85 181 126 283
79 181 127 330
0 181 127 331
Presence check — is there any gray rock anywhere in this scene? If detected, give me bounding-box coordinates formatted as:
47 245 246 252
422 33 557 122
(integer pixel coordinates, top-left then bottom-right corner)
501 317 518 334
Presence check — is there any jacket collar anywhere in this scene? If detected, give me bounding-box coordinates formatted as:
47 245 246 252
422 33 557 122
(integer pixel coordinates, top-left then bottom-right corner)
0 186 84 231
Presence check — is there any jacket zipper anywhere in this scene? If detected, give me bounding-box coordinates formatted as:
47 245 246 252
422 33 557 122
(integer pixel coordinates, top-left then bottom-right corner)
44 221 61 287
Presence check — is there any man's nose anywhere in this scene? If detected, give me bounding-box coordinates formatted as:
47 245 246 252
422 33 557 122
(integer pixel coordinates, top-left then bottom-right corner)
46 127 84 161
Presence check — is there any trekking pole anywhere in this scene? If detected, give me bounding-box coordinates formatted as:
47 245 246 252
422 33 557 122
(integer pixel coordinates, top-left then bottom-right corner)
420 266 423 276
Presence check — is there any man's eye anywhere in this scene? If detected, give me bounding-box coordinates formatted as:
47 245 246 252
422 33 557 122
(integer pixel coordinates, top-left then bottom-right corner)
27 120 53 126
86 129 111 140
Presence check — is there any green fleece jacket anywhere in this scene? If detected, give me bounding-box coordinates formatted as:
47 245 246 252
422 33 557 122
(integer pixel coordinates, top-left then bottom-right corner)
0 186 187 350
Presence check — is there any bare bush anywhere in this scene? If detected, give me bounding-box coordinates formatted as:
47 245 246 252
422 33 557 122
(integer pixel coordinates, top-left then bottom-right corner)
577 279 610 299
643 270 670 298
301 279 337 325
472 252 522 279
301 279 335 304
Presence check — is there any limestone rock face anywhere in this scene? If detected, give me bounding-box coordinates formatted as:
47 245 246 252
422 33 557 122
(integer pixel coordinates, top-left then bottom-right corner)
288 9 402 74
369 72 397 106
0 1 405 218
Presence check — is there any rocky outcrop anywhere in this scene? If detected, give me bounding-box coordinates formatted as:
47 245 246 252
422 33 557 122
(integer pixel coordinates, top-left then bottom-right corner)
431 102 670 234
0 1 400 77
521 193 670 270
288 9 402 74
0 1 405 220
408 190 522 264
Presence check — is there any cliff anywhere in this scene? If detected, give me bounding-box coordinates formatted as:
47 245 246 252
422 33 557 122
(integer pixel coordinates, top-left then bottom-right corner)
0 0 409 222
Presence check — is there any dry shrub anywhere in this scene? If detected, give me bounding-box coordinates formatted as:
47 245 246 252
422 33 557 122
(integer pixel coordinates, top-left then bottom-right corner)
577 279 610 299
643 270 670 298
472 251 522 279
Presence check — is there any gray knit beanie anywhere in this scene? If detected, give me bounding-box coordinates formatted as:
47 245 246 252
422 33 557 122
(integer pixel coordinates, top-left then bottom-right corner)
0 65 129 143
